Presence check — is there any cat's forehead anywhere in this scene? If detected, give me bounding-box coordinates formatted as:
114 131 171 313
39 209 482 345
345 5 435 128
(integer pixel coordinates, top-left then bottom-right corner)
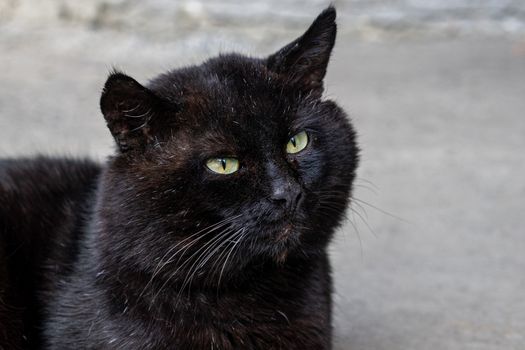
153 56 283 108
152 56 298 136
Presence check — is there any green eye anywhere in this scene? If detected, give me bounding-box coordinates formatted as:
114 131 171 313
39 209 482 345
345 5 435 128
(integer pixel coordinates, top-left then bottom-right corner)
286 131 308 154
206 157 239 175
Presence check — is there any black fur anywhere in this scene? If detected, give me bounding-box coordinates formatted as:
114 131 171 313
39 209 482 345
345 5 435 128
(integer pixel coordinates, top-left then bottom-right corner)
0 7 359 349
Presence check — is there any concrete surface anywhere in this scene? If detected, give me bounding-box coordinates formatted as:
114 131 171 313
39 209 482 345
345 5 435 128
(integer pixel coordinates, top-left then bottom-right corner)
329 38 525 350
1 3 525 350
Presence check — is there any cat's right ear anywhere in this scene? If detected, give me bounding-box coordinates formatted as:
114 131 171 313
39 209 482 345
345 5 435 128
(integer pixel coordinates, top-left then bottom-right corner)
100 72 164 152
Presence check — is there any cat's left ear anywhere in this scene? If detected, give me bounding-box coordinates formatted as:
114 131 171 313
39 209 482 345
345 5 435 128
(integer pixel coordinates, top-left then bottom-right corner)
266 6 336 93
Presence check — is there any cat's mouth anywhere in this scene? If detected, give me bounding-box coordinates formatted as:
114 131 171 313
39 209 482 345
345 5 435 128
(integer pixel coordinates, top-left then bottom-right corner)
230 204 306 262
258 209 300 235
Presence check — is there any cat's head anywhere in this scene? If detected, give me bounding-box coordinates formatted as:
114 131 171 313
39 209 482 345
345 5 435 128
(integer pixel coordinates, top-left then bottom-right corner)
96 7 358 289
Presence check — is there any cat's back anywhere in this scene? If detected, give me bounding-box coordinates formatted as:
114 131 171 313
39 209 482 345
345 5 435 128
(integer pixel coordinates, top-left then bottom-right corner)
0 156 101 234
0 156 100 201
0 156 101 349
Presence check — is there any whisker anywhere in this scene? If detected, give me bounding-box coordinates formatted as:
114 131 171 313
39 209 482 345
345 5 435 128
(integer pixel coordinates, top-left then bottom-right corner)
154 226 235 303
354 183 378 195
178 228 243 298
217 229 246 286
316 206 349 222
153 215 241 274
130 117 152 132
121 103 142 113
350 207 377 238
217 228 247 292
124 107 152 119
314 189 348 195
139 215 241 298
209 229 244 278
353 197 410 223
348 209 363 259
351 201 369 220
355 177 380 191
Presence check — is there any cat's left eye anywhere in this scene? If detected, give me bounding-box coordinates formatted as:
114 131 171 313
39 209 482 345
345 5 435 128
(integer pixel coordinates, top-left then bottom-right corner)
286 131 309 154
206 157 239 175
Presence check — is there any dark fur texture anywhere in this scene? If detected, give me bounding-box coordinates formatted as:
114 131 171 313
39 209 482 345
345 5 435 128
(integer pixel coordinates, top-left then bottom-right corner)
0 7 358 349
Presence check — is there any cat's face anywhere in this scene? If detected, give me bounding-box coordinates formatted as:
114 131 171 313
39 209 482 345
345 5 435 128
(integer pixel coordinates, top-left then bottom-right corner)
97 7 358 287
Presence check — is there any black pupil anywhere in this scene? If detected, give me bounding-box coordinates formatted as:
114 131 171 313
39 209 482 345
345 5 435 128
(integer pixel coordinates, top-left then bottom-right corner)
220 159 227 170
290 137 296 147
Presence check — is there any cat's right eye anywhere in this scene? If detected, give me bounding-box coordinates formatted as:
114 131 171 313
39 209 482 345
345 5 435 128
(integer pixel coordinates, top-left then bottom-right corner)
206 157 239 175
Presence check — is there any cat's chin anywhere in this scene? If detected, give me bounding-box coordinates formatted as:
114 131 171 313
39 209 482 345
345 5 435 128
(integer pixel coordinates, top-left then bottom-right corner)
274 222 298 242
256 222 304 264
272 224 302 263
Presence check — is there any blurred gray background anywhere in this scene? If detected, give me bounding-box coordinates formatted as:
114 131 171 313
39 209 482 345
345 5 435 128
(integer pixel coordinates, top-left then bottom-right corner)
1 1 524 349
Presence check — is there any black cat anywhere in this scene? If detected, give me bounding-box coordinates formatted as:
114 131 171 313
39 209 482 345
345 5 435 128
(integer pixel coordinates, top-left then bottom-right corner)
0 7 358 349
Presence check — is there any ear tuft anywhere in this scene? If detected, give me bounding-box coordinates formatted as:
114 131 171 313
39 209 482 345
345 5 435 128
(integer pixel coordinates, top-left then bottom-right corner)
100 72 159 152
267 6 337 92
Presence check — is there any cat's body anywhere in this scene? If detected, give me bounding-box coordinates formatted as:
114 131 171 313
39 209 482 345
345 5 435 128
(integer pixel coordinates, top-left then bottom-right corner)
0 158 101 349
0 7 358 349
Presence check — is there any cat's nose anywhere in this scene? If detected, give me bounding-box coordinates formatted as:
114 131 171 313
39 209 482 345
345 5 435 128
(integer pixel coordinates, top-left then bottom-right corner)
270 178 302 212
